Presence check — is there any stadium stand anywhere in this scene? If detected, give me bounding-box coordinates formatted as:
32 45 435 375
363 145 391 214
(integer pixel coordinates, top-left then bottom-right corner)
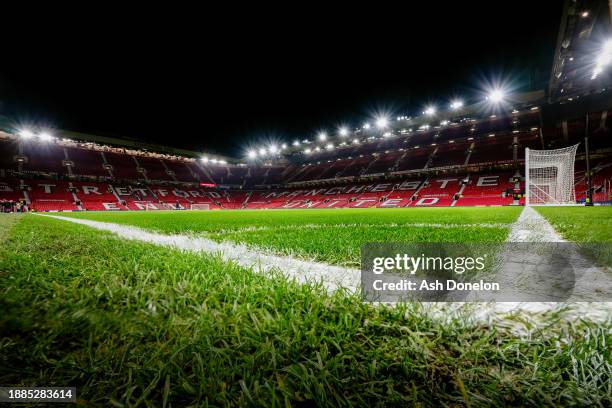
67 147 109 177
1 89 611 212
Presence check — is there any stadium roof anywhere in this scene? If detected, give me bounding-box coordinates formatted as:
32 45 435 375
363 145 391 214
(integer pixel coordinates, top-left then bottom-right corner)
549 0 612 101
0 115 236 164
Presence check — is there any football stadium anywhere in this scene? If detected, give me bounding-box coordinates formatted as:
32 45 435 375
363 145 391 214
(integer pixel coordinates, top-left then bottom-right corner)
1 1 611 406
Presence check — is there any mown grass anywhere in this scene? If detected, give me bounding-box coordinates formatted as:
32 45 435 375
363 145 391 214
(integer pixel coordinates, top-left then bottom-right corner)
215 225 508 267
536 206 612 242
536 206 612 267
0 214 22 242
0 215 610 406
61 207 522 233
61 208 520 266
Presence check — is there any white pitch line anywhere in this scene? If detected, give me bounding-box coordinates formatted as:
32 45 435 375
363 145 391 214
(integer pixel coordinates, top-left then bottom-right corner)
490 206 612 323
507 206 565 242
36 214 361 293
38 211 611 332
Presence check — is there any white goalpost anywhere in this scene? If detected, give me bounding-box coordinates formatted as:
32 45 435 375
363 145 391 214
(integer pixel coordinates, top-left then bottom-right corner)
190 203 211 210
525 144 579 206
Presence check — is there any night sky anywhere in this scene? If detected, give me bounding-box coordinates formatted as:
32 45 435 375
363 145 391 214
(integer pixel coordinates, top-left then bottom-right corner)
0 2 563 158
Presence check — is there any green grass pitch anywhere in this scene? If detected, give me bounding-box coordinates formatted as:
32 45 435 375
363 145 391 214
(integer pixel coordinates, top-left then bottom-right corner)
0 207 611 406
61 207 521 266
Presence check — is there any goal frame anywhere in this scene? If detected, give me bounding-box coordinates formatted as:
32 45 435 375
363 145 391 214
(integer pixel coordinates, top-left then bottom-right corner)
525 144 581 206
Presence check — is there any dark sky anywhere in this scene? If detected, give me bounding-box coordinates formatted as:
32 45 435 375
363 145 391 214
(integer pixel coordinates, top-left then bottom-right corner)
0 2 564 158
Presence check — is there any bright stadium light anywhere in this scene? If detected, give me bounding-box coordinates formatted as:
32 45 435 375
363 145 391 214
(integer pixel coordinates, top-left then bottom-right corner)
487 89 506 103
292 140 300 146
269 144 278 154
338 127 349 137
353 138 360 144
423 106 436 116
450 100 463 110
363 122 371 130
281 143 287 149
18 129 34 139
318 132 327 141
304 148 312 154
247 150 257 159
201 156 209 163
326 143 334 150
259 147 267 156
375 116 388 129
38 132 53 142
592 39 612 79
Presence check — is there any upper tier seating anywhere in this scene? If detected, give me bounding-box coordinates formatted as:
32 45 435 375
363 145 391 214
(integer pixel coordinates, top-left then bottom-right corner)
0 139 18 171
394 148 432 172
137 156 173 181
22 142 66 173
66 147 109 177
105 152 142 179
164 160 198 182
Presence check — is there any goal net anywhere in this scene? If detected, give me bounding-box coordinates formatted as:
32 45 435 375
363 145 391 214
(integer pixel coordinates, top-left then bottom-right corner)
190 203 210 210
525 144 578 206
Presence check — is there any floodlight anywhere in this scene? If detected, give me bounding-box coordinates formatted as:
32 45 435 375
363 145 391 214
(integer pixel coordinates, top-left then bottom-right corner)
423 106 436 116
363 122 371 130
18 129 34 139
269 144 278 154
281 143 287 149
487 89 505 103
304 148 312 154
259 147 267 155
247 150 257 159
39 132 53 142
326 143 334 150
292 140 300 146
375 117 388 129
450 100 463 110
318 132 327 141
383 132 392 138
201 156 209 163
353 138 360 144
338 127 349 137
596 53 612 67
